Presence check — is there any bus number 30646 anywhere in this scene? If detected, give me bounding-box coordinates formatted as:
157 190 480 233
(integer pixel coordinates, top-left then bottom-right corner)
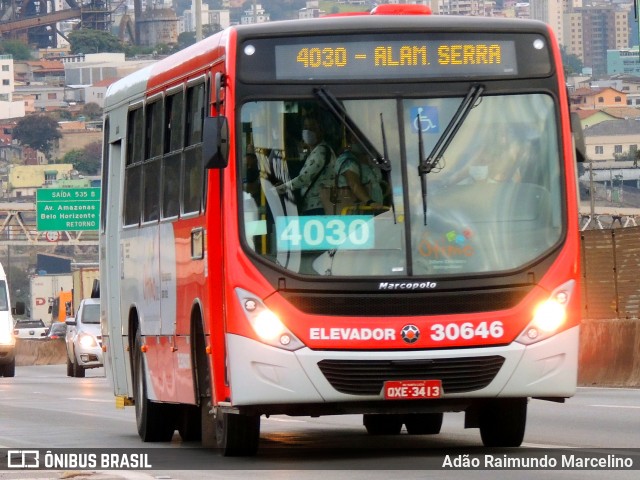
430 321 504 341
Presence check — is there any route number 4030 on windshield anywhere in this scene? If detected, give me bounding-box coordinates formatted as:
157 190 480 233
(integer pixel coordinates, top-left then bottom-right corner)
275 216 374 251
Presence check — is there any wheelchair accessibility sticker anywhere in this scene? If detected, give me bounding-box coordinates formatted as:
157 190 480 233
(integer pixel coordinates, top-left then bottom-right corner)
410 106 439 133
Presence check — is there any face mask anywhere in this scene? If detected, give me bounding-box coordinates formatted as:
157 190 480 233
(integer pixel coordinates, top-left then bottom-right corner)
302 129 317 146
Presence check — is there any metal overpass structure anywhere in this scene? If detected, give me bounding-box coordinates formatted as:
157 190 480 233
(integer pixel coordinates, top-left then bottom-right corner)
0 0 152 47
0 202 97 246
0 0 112 47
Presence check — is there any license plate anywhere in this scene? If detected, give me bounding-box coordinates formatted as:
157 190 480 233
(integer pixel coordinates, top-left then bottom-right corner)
383 380 442 400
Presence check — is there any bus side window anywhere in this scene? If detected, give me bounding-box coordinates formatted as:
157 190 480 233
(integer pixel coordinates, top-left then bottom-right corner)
124 107 144 226
143 100 163 222
165 91 184 154
183 82 205 214
162 157 181 218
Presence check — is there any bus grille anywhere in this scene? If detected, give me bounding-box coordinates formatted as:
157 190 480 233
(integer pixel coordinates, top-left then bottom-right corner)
279 288 530 316
317 356 505 395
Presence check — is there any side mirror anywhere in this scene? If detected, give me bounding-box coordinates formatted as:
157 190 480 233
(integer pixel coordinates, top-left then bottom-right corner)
12 301 25 316
65 318 77 326
570 112 586 163
203 116 229 169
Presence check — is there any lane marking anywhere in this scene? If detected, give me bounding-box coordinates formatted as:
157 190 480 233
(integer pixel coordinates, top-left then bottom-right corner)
263 417 306 423
67 397 112 403
590 404 640 409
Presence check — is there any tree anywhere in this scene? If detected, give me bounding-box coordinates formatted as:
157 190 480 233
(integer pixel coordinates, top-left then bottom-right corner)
0 40 32 60
81 102 103 120
12 115 62 160
68 29 124 55
61 141 102 175
561 46 584 76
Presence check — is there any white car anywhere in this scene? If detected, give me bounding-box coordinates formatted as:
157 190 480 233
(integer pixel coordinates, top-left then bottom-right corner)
65 298 102 378
13 318 48 339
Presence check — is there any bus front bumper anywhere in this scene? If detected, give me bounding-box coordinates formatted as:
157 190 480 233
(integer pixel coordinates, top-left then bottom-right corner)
225 326 579 413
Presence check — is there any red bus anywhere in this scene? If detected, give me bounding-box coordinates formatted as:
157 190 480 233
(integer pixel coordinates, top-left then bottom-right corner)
100 6 585 456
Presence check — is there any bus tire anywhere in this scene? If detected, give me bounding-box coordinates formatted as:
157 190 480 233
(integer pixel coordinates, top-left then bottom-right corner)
215 409 260 457
404 413 443 435
193 317 214 447
363 414 403 435
134 330 175 442
178 405 202 442
478 398 527 447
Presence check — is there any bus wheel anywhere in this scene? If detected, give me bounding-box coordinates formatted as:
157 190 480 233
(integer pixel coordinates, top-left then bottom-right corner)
478 398 527 447
215 409 260 456
404 413 443 435
134 330 175 442
363 414 403 435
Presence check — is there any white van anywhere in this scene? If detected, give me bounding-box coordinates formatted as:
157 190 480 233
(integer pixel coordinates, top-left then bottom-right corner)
0 262 15 377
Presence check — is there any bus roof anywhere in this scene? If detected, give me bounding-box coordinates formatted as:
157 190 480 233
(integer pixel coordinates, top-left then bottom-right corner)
105 15 552 110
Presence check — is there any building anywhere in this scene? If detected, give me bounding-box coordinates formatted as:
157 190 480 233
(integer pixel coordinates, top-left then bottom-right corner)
570 87 627 110
54 121 103 160
563 6 630 77
138 7 179 48
0 55 26 120
438 0 493 16
84 78 118 109
574 107 640 130
64 53 157 88
183 1 231 32
534 0 566 41
241 3 270 24
6 164 75 199
607 47 640 76
299 0 324 18
13 59 66 86
13 85 69 111
583 119 640 162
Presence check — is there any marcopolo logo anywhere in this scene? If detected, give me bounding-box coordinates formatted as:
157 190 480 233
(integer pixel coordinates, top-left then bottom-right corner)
400 324 420 344
379 282 437 290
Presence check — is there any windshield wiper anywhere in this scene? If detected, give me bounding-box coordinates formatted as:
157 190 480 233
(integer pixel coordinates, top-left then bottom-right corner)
418 84 484 225
379 112 397 223
314 87 390 172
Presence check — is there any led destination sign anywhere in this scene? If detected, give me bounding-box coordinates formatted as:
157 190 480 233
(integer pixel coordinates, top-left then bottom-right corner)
274 40 518 80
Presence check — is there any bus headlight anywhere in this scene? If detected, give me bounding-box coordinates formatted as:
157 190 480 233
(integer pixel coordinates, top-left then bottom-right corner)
516 280 575 345
235 288 304 351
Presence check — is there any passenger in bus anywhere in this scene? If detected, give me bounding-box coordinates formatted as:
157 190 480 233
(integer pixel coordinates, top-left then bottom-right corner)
321 131 384 214
274 111 336 215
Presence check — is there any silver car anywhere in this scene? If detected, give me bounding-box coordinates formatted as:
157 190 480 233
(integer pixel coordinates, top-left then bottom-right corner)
65 298 102 378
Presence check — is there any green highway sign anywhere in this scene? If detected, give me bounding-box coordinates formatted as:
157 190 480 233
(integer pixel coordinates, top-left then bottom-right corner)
36 188 101 231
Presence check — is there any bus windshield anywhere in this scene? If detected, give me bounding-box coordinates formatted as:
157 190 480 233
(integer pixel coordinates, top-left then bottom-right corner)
239 93 562 277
